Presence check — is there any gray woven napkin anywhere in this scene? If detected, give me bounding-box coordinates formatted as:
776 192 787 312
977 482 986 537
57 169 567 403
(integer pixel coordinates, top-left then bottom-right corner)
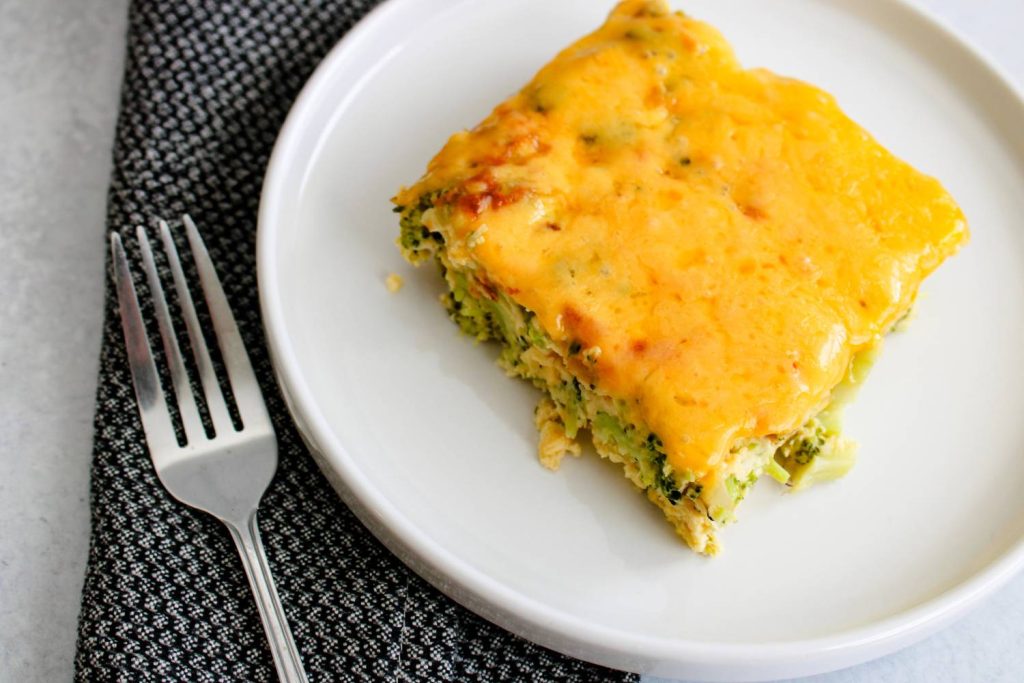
72 1 639 680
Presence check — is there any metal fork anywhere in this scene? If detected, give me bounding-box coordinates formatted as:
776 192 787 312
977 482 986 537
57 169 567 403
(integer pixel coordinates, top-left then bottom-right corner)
110 216 308 683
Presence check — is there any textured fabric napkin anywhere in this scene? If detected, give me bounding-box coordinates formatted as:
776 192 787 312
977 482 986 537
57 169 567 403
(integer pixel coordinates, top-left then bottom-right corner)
73 1 640 681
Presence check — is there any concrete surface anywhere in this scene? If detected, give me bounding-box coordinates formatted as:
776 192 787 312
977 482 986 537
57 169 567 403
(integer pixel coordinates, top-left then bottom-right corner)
0 0 128 680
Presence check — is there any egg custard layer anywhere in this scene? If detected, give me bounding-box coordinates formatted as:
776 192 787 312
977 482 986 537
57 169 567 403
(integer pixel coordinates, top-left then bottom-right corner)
394 0 968 554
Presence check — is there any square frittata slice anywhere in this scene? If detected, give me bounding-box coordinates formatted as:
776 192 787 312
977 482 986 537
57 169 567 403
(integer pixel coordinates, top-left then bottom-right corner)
393 0 968 554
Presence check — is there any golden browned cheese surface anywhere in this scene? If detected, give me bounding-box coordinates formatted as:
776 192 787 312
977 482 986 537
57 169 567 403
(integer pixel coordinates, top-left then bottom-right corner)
397 0 968 481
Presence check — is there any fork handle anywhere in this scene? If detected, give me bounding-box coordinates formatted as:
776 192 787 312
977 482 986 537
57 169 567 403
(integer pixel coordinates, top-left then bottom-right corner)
226 513 309 683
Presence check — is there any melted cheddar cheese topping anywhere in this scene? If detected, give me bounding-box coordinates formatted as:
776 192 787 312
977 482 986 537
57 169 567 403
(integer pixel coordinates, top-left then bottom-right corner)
396 0 968 481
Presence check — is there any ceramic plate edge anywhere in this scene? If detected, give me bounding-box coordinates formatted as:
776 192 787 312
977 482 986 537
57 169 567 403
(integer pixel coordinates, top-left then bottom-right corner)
256 0 1024 678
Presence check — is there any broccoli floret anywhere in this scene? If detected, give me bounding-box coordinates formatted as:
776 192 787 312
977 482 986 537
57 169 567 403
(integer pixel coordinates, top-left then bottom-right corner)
397 190 443 260
793 435 822 465
591 413 688 505
774 417 857 490
724 472 758 504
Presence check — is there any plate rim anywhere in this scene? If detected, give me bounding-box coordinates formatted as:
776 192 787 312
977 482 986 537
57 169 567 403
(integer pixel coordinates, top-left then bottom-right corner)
257 0 1024 678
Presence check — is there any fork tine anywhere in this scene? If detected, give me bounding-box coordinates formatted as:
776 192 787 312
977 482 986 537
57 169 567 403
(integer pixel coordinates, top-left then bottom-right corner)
158 219 235 435
183 215 271 430
136 226 207 444
111 232 179 453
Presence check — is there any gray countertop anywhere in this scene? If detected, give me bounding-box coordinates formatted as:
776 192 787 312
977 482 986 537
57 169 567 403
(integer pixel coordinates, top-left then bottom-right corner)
0 1 1020 681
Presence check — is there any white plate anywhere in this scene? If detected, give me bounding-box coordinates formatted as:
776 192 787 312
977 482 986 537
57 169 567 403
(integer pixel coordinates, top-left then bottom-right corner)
257 0 1024 679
